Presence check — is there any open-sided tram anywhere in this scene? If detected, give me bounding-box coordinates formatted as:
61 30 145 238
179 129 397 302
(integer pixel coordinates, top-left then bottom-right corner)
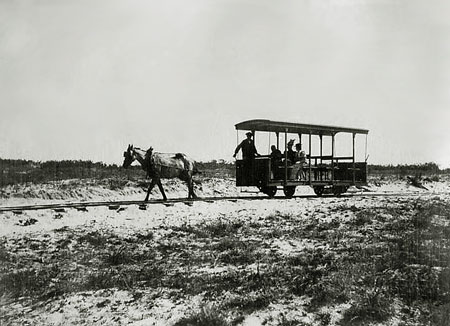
234 119 369 198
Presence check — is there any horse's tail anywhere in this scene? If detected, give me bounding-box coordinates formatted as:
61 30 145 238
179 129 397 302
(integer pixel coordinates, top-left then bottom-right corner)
193 163 201 175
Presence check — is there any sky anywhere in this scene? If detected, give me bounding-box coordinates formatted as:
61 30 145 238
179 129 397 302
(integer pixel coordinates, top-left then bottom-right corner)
1 0 449 167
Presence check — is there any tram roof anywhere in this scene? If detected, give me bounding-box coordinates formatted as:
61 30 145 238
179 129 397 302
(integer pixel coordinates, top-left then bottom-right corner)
235 119 369 136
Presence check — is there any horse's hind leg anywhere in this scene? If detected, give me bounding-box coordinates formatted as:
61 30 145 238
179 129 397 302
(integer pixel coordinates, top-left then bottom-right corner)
145 179 157 202
187 178 197 199
156 180 168 201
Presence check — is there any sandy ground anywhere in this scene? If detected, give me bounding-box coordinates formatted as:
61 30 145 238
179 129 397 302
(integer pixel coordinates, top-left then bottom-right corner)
1 177 450 325
1 177 448 238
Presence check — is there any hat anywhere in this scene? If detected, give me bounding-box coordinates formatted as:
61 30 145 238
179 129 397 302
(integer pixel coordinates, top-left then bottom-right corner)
246 132 253 137
287 139 295 146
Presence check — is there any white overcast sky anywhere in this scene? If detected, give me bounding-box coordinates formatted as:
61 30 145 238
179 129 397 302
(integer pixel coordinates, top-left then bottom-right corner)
1 0 449 167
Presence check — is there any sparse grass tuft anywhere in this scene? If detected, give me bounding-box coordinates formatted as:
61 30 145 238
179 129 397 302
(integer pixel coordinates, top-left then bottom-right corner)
174 305 229 326
0 243 10 261
316 312 331 326
352 211 373 226
200 220 244 238
107 178 128 190
0 265 62 299
173 220 244 239
223 290 274 313
77 231 108 246
340 286 392 325
84 269 120 290
212 238 257 265
104 246 134 265
430 175 440 182
136 231 154 241
431 302 450 326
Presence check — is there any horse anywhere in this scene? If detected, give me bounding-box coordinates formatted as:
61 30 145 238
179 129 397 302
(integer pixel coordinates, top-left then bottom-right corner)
122 144 199 201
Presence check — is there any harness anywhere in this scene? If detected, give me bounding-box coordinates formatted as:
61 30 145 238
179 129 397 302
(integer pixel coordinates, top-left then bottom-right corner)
143 149 188 178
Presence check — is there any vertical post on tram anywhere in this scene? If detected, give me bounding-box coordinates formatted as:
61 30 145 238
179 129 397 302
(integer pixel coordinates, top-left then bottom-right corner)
319 134 323 181
252 130 255 184
308 131 312 185
352 133 356 184
331 133 335 183
276 132 279 150
365 134 369 182
319 135 323 163
284 129 288 185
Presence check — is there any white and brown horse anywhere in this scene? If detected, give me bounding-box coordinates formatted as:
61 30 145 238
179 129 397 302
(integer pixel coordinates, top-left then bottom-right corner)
122 145 199 201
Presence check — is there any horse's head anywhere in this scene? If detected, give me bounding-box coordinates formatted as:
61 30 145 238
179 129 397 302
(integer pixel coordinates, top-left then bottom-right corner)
122 144 135 168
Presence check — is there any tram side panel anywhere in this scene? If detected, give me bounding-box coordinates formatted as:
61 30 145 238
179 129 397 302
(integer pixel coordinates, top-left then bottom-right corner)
334 162 367 184
236 158 270 187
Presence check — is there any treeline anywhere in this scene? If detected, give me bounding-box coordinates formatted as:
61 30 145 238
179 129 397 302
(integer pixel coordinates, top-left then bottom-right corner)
368 162 447 176
196 159 235 178
0 158 236 187
0 158 447 187
0 159 142 187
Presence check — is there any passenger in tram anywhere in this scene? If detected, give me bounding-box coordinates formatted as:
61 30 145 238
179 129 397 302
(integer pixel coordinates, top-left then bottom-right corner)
270 145 283 179
284 139 296 164
292 143 306 180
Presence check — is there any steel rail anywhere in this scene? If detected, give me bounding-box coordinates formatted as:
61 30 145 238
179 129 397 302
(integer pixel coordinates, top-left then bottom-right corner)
0 191 448 213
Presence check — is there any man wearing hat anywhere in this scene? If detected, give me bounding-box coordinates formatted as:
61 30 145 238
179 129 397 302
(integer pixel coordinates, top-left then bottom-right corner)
233 132 260 160
233 132 260 182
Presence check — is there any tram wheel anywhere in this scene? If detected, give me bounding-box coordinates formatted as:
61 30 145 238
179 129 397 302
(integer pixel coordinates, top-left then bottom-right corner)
332 186 347 197
313 186 324 197
283 186 296 198
260 186 277 198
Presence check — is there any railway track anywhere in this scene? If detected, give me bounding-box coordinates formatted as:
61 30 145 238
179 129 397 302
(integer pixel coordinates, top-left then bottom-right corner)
0 191 446 213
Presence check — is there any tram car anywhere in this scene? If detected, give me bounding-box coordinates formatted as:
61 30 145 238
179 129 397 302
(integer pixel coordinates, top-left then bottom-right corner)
234 119 369 198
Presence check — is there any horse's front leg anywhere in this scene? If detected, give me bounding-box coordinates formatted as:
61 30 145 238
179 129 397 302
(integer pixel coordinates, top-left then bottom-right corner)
156 180 168 201
145 179 157 202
